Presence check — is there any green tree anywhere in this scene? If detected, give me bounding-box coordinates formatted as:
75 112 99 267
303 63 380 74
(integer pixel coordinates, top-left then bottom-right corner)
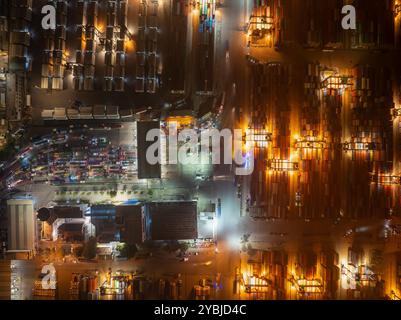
82 237 97 259
116 243 137 259
0 137 17 161
179 243 189 253
116 243 128 257
73 245 84 257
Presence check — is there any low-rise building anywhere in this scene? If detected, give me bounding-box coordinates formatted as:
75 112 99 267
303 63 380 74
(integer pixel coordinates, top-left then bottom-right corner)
6 198 36 259
147 201 197 241
116 204 146 245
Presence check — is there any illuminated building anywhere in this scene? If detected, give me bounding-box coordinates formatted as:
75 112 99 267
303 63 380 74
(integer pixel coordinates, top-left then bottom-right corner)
320 70 353 91
370 173 401 186
267 159 299 172
148 201 198 241
240 250 287 300
244 126 272 149
288 276 323 298
340 248 384 299
343 141 381 152
116 204 146 245
165 115 195 128
198 0 216 22
6 199 36 259
295 136 326 150
246 5 274 47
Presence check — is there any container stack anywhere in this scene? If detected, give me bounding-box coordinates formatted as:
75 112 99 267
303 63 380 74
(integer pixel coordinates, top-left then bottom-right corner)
8 0 32 74
304 1 321 48
114 0 128 92
135 0 146 93
33 280 57 299
73 1 86 90
350 65 392 164
319 250 340 299
52 1 68 90
0 261 11 300
83 1 98 91
194 284 210 300
302 63 321 140
297 251 318 280
269 250 287 299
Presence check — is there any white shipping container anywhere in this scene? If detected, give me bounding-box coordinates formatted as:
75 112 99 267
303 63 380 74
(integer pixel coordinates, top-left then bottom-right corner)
41 109 54 120
41 77 50 89
54 107 67 120
67 108 80 119
52 77 63 90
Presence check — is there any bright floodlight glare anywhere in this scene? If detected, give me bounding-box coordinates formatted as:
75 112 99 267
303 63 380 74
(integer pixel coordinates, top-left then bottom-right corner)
228 235 241 250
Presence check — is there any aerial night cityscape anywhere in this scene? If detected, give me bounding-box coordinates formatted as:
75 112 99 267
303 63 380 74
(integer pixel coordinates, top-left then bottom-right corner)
0 0 401 309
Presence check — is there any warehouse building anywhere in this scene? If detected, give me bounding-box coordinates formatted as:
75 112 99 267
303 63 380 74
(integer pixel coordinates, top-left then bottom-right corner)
116 204 146 245
6 199 36 259
147 201 197 241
